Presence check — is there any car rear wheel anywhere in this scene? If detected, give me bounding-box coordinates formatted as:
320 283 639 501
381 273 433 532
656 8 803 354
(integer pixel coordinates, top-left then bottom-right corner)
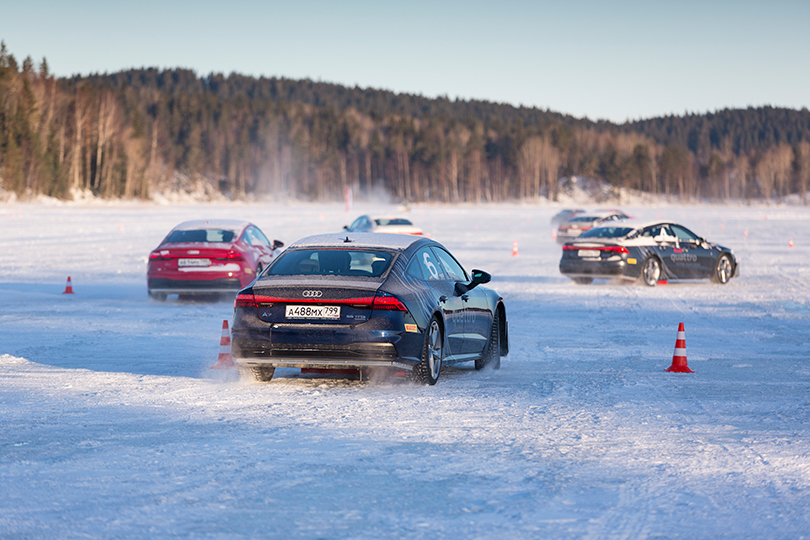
640 256 661 287
572 277 593 285
475 311 501 370
712 254 733 284
412 317 443 385
148 290 167 301
250 366 275 382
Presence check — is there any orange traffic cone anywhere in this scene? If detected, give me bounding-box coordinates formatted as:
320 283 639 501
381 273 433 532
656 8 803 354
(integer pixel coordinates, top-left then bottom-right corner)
511 240 519 257
211 320 236 369
62 276 74 294
552 228 557 240
666 322 693 373
789 239 793 248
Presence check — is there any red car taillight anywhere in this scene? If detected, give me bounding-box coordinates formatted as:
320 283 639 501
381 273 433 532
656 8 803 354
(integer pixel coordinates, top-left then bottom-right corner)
233 292 407 311
370 294 408 311
563 245 629 254
225 250 244 261
234 292 257 308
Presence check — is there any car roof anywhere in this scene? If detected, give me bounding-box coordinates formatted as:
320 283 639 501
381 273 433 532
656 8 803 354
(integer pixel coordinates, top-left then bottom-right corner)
288 232 427 251
591 219 676 231
172 219 251 231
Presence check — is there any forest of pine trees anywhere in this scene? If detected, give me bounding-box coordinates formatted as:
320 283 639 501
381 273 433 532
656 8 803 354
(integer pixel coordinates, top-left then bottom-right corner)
1 42 809 204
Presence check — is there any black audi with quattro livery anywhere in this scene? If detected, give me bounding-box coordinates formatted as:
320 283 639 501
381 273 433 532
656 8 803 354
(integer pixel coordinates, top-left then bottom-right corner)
231 233 508 385
559 221 739 286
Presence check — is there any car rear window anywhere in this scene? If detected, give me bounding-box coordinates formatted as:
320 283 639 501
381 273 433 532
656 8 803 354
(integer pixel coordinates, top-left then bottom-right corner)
166 229 236 243
570 216 601 223
580 227 635 238
268 249 394 277
374 218 412 226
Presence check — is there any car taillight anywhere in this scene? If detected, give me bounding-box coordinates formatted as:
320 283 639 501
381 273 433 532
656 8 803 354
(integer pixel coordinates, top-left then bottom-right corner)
563 245 629 254
342 294 407 311
225 251 244 261
234 292 257 308
234 292 407 311
371 294 408 311
150 251 166 260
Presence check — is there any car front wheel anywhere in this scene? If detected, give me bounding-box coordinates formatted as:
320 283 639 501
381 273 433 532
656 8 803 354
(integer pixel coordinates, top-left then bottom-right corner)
712 254 733 284
640 256 661 287
412 317 443 385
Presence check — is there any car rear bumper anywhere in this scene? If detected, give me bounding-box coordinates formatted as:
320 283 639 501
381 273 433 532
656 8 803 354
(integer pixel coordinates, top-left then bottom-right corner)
559 259 638 280
148 277 243 294
231 327 421 370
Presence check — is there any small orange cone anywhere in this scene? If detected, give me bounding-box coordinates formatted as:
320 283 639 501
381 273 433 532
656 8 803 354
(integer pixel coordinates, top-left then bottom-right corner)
666 322 693 373
511 240 519 257
211 320 236 369
552 228 557 240
62 276 74 294
789 239 793 248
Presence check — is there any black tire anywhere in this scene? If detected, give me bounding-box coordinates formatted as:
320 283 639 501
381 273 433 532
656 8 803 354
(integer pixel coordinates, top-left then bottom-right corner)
148 290 167 301
476 312 501 370
251 366 275 382
411 316 443 385
712 254 733 284
572 277 593 285
639 256 661 287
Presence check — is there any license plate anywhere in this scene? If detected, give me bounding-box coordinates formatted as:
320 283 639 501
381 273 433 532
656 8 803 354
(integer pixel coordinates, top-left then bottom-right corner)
577 250 600 258
285 305 341 320
178 258 210 267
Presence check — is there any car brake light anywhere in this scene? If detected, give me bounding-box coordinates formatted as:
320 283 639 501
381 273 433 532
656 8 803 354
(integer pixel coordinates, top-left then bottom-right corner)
563 245 629 254
371 294 408 311
234 292 257 308
149 251 163 259
225 251 243 260
233 292 407 311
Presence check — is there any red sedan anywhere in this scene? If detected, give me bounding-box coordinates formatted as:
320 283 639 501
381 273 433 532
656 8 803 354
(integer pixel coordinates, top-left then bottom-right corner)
147 220 284 300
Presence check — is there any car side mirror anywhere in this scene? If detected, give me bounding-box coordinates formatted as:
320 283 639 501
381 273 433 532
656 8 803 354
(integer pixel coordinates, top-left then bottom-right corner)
273 240 284 249
471 269 491 285
457 269 491 295
343 225 349 230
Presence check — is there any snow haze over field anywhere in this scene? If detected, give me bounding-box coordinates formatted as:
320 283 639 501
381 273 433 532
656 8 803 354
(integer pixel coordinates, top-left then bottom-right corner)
1 200 809 539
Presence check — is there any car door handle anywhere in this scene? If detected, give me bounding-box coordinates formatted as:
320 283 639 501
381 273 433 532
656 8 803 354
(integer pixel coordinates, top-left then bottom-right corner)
461 295 469 301
439 295 447 303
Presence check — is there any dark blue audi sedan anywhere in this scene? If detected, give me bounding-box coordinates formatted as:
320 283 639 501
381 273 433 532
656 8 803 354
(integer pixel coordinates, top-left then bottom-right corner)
231 233 508 385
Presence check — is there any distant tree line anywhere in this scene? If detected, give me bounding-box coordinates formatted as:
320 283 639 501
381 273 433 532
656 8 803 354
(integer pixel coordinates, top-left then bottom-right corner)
1 42 809 203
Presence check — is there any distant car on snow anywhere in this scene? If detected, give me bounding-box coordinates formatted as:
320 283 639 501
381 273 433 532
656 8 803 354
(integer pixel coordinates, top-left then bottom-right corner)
147 220 284 300
551 208 585 225
231 232 508 385
559 221 739 286
344 215 423 235
556 211 630 243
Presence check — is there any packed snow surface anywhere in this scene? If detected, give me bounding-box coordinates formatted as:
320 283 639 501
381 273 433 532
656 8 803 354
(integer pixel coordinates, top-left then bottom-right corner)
1 200 809 539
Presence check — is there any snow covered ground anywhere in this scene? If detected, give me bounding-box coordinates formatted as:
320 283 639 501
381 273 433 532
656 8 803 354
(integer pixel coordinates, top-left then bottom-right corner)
1 200 809 539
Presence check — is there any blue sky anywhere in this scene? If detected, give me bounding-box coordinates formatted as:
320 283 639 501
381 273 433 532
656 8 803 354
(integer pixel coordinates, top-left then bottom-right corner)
2 0 808 123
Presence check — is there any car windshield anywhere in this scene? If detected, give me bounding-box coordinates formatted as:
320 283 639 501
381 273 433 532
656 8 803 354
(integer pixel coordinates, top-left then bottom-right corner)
374 218 412 226
580 227 635 238
165 229 236 243
268 249 394 277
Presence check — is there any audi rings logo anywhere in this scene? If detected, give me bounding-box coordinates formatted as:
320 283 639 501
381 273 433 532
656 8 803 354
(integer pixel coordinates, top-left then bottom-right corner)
302 290 323 298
